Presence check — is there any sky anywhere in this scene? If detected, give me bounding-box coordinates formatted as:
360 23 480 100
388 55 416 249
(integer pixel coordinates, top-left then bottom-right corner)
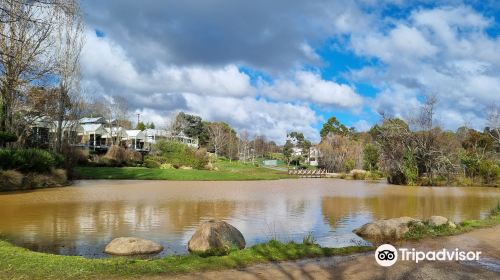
80 0 500 143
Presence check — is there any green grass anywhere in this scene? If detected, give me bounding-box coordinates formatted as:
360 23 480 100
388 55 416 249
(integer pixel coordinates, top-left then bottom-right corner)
75 161 294 181
0 239 372 280
404 203 500 240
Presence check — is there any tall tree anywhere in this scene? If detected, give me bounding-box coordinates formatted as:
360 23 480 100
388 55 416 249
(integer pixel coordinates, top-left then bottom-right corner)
0 0 58 133
320 116 349 138
207 122 230 157
53 0 84 152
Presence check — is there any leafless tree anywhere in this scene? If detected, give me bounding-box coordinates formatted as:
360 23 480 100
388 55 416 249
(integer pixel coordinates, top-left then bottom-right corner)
207 122 228 157
53 0 84 152
0 0 59 132
487 104 499 145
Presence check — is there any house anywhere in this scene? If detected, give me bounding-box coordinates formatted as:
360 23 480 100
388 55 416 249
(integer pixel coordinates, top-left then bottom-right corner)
307 146 320 166
124 130 146 150
49 121 84 145
79 123 108 148
103 126 127 146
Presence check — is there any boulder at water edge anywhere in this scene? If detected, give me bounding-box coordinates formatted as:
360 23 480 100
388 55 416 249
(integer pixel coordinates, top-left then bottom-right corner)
104 237 164 256
353 217 422 243
427 216 456 228
188 220 245 254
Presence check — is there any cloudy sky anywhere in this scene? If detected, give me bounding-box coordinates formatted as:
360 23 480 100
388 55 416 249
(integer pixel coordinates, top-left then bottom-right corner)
81 0 500 142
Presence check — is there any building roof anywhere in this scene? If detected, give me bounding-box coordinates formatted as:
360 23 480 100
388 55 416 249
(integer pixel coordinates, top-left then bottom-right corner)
81 124 107 134
80 117 106 124
125 129 145 139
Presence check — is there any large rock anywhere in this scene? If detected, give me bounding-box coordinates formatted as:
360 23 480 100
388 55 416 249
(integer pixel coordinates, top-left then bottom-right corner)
427 216 447 226
353 217 421 243
188 220 245 253
104 237 163 256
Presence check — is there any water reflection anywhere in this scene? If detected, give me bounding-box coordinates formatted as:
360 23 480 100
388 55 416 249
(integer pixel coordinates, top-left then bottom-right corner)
0 179 498 257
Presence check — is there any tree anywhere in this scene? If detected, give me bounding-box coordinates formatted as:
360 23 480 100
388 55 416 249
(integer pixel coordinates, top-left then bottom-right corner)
363 143 379 171
283 140 293 166
207 122 230 157
136 121 146 131
0 0 59 133
320 116 349 138
53 0 84 152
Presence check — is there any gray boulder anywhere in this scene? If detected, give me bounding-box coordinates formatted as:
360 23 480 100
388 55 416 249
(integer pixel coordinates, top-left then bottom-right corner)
104 237 163 256
353 217 421 243
188 220 245 253
427 216 448 226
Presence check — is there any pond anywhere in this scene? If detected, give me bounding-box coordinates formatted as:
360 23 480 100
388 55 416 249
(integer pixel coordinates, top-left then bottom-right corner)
0 179 498 258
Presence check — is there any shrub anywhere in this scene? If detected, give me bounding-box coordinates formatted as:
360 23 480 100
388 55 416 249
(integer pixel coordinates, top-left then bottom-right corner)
160 163 174 169
126 150 143 164
13 149 61 173
0 170 23 191
104 145 127 164
149 140 208 170
144 159 161 169
477 159 499 185
0 131 17 146
0 149 16 169
51 169 67 185
344 159 355 172
351 170 367 180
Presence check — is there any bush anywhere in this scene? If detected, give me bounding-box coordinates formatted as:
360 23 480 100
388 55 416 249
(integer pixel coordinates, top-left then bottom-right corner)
51 169 67 185
478 159 499 185
0 131 17 146
0 149 63 173
149 140 208 170
351 170 366 180
126 150 143 164
104 145 127 163
0 170 23 191
144 159 161 169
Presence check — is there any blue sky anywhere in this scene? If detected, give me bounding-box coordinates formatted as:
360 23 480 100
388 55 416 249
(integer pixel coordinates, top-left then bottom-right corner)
81 0 500 143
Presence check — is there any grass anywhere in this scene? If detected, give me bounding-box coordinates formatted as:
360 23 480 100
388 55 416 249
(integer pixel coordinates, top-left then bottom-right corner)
0 239 372 280
404 202 500 240
74 161 294 181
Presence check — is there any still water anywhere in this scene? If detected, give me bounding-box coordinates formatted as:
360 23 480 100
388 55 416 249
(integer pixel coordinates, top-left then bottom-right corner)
0 179 498 257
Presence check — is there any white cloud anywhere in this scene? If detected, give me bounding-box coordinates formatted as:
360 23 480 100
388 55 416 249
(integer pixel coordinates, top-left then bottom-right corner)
348 6 500 130
81 31 325 142
260 71 363 108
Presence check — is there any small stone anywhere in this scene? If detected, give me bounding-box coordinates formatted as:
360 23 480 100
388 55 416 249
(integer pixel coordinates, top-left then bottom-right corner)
427 216 449 227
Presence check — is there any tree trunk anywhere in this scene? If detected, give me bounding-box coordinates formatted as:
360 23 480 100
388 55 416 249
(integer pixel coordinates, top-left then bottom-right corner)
55 86 66 153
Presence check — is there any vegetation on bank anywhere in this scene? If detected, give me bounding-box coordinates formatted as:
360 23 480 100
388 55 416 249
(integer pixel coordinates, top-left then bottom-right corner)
404 202 500 240
0 239 371 280
75 160 293 181
0 148 68 191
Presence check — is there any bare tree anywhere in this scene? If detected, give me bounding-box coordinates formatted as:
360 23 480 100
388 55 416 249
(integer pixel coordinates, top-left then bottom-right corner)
486 104 499 145
0 0 58 133
207 122 229 157
53 0 84 152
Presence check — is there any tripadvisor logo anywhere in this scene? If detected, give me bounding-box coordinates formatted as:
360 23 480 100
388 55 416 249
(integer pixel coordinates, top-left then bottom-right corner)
375 244 398 267
375 244 482 267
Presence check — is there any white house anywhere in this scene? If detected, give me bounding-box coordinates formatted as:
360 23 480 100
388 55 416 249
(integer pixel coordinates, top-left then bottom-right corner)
79 123 108 147
124 129 146 150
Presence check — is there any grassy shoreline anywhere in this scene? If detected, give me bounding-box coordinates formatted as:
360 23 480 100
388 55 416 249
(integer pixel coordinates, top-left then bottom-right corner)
0 239 371 280
74 164 294 181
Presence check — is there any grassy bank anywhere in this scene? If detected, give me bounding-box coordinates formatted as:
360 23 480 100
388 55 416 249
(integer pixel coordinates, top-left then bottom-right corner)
404 203 500 240
0 240 371 280
75 161 293 181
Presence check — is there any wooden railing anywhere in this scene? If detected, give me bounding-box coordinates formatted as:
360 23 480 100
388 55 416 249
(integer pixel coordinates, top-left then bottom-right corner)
288 168 329 178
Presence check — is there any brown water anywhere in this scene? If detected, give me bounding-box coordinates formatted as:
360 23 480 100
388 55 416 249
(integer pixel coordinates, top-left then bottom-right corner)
0 179 498 258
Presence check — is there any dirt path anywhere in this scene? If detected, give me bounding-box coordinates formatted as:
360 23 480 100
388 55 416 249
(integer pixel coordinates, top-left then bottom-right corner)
146 225 500 280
